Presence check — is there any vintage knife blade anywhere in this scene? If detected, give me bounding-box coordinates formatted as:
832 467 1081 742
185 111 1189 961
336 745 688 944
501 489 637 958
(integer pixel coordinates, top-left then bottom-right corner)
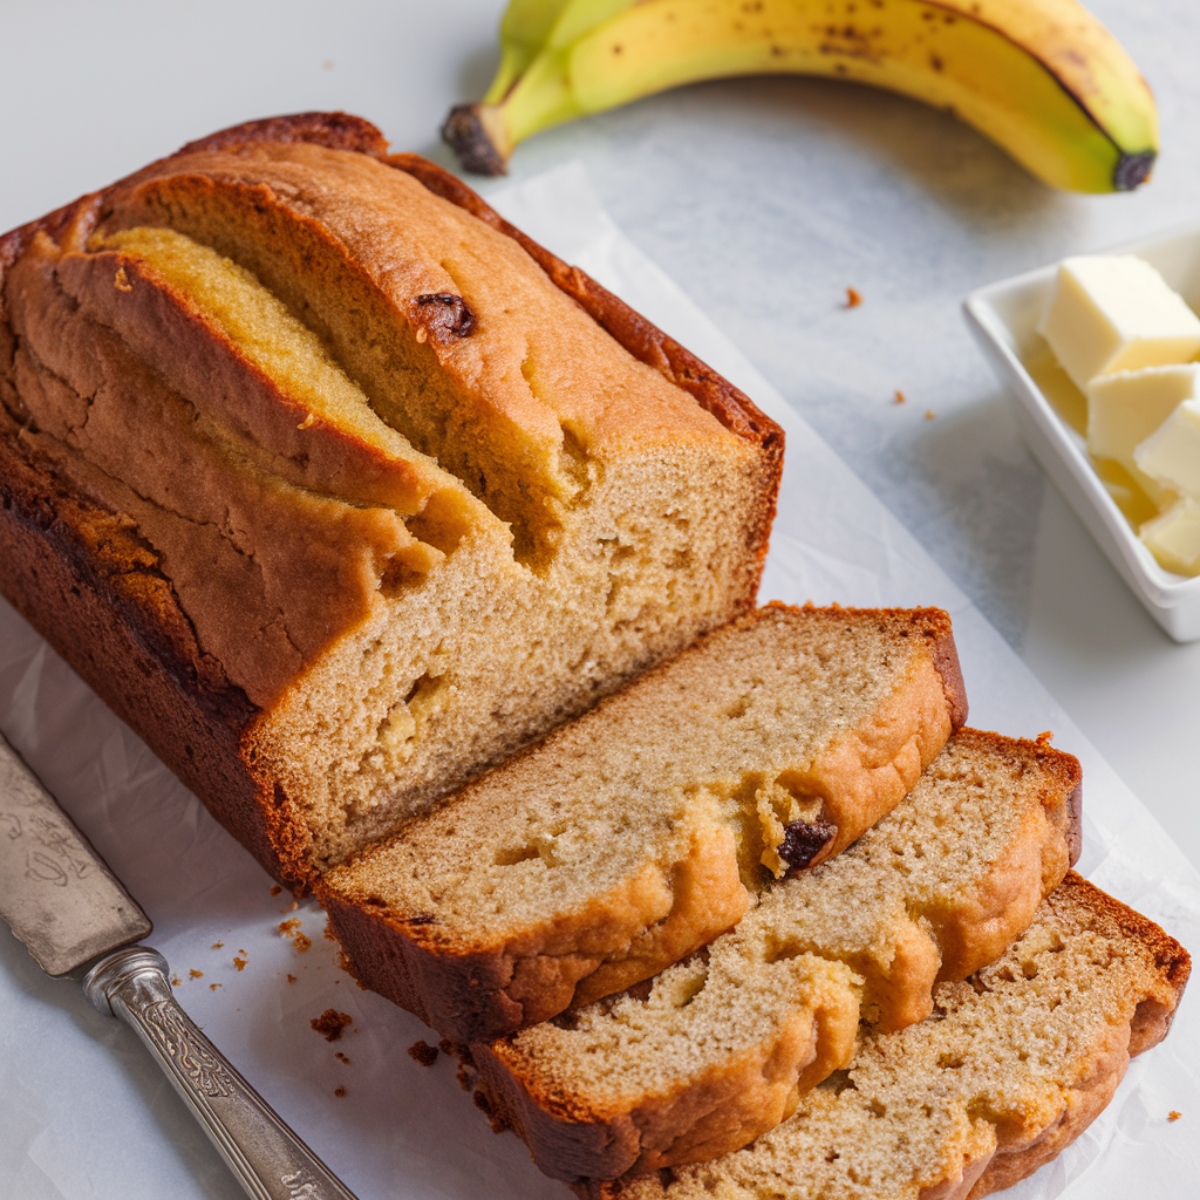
0 729 152 974
0 731 359 1200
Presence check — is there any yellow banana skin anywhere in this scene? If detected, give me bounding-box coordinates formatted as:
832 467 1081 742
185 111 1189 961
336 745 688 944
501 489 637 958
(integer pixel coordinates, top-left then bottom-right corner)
484 0 576 104
443 0 1157 193
448 0 636 170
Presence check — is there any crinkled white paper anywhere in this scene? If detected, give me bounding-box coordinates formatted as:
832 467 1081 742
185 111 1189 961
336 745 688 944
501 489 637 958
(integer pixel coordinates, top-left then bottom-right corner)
0 164 1196 1200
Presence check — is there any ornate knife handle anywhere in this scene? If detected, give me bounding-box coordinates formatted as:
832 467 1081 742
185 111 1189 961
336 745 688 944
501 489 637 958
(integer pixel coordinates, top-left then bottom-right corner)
84 947 358 1200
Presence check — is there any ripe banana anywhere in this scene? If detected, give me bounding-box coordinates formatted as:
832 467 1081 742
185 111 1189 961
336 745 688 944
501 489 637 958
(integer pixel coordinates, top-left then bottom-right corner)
443 0 1158 192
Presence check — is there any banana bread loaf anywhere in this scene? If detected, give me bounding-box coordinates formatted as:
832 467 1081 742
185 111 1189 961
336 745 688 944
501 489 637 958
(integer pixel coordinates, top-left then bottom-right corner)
469 729 1081 1181
319 603 967 1043
0 112 782 887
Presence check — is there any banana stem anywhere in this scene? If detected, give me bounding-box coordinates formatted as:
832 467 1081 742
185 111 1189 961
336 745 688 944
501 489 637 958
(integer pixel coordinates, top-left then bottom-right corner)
443 49 581 175
441 104 512 176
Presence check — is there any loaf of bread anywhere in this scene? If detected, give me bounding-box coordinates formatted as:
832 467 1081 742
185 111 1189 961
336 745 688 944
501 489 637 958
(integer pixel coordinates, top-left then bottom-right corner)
0 112 782 886
319 603 967 1043
471 729 1082 1182
475 873 1187 1200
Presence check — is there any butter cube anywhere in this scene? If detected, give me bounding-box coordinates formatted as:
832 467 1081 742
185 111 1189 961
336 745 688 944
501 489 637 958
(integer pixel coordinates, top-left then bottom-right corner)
1038 256 1200 391
1134 398 1200 500
1141 496 1200 575
1087 364 1200 503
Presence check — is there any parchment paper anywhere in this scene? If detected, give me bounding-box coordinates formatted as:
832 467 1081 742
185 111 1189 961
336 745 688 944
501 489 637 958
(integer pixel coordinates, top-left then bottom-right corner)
0 162 1195 1200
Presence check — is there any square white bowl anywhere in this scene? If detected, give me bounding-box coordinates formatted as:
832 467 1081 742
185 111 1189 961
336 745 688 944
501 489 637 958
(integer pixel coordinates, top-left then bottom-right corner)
964 222 1200 642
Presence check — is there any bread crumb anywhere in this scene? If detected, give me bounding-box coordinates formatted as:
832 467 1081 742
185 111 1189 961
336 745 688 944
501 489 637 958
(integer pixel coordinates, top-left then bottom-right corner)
233 956 247 971
1036 731 1055 745
270 885 283 896
170 975 181 987
209 983 222 992
335 1052 352 1065
189 969 204 980
323 59 335 71
287 974 298 984
408 1040 439 1067
1169 1110 1182 1122
894 390 906 405
334 1086 346 1097
843 287 863 309
211 942 224 950
924 410 936 421
324 924 339 942
311 1009 353 1042
278 918 312 953
114 266 132 293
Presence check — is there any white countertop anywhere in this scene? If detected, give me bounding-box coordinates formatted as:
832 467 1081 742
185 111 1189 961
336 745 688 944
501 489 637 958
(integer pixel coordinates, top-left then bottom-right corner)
2 1 1199 1196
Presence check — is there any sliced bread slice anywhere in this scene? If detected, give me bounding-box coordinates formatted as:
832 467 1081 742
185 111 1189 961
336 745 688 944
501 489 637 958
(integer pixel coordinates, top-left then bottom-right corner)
319 603 967 1043
553 872 1188 1200
470 730 1082 1181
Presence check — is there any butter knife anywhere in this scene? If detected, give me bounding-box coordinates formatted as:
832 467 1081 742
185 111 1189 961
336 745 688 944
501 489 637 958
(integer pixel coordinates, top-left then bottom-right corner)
0 731 358 1200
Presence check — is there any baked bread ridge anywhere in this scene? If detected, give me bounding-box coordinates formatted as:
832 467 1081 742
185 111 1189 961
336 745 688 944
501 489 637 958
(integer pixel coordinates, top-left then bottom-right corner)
318 603 968 1044
0 112 783 887
469 728 1083 1183
570 872 1190 1200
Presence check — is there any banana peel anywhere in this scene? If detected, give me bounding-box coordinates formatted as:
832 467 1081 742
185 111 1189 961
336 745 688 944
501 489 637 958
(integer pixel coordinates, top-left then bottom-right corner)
444 0 1158 193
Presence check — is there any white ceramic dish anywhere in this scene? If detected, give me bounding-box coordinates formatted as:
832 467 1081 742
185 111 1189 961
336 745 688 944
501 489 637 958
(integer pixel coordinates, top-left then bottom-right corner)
964 222 1200 642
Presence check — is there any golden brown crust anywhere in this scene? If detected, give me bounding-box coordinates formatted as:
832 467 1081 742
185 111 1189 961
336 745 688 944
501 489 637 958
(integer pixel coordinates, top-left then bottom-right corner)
178 111 390 158
0 111 782 887
53 247 437 515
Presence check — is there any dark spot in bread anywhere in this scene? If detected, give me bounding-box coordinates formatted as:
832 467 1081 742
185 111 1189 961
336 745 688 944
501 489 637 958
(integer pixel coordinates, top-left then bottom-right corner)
414 293 476 340
779 818 837 872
